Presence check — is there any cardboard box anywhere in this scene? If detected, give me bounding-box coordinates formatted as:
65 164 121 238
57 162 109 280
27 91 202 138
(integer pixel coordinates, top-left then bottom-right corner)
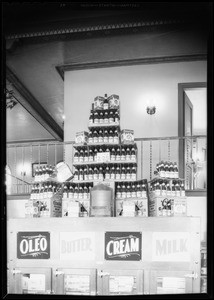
148 195 187 217
39 192 62 217
94 96 104 110
121 129 134 144
75 131 88 144
108 94 120 109
25 200 39 218
115 197 148 217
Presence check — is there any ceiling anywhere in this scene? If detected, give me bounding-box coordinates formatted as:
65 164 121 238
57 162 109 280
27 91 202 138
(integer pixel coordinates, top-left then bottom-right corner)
2 2 210 143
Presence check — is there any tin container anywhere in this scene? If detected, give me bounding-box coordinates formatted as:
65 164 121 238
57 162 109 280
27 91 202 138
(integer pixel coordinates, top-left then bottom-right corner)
90 183 113 217
94 96 104 110
75 131 89 144
108 94 120 109
121 129 134 144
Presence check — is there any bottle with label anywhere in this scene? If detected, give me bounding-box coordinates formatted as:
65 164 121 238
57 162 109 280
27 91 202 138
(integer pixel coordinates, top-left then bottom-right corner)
89 148 93 162
84 148 89 162
79 167 84 181
166 181 171 196
78 184 83 199
173 162 179 178
113 129 119 144
126 165 131 180
63 184 68 199
131 182 137 198
94 147 98 162
161 180 167 196
159 161 165 178
105 165 111 180
98 166 104 181
79 149 84 163
121 146 126 161
121 165 126 180
104 111 109 124
47 182 53 198
83 166 88 181
141 180 147 198
131 164 137 180
109 111 114 123
155 179 161 196
88 130 93 143
110 165 115 180
103 94 109 110
43 182 48 199
121 182 127 198
89 111 94 124
104 129 109 143
115 165 121 180
98 129 103 143
169 161 174 178
74 150 79 163
116 147 121 161
165 161 169 178
126 182 131 198
74 185 78 199
131 146 136 161
94 111 99 124
116 182 122 199
99 111 104 124
126 147 131 161
108 129 114 143
136 182 141 198
175 180 181 197
68 183 74 199
180 181 185 197
73 169 79 181
88 166 93 181
34 167 39 182
171 180 176 196
93 166 99 181
93 130 98 144
44 166 49 180
83 184 88 199
114 110 120 123
110 147 116 161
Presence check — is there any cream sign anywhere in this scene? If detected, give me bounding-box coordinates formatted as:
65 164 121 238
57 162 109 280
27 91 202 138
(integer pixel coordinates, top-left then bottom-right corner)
152 232 190 261
60 232 95 260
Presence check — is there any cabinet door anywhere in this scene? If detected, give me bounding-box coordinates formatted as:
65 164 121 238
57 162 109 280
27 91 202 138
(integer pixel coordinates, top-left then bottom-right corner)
53 268 96 296
150 270 194 294
10 267 51 294
97 269 143 296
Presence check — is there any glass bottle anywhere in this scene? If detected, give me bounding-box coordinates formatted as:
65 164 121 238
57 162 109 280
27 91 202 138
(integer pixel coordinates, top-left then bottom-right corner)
114 110 120 123
116 182 122 199
126 182 131 198
173 162 179 178
78 184 83 199
116 165 121 180
165 161 169 178
74 185 79 199
121 165 126 180
155 179 161 196
121 147 126 161
94 111 99 124
109 111 114 123
99 111 104 124
93 130 98 144
180 181 185 197
79 167 84 181
93 166 99 181
166 181 171 196
84 166 88 181
109 129 114 143
63 184 68 199
175 180 180 197
88 148 93 162
94 147 98 162
79 149 84 163
47 182 53 199
83 184 88 199
98 129 103 143
131 164 137 180
73 169 79 181
126 147 131 161
88 130 93 143
74 149 79 163
126 165 131 180
104 129 109 143
161 180 167 196
169 161 174 178
159 161 165 178
105 165 111 180
110 165 115 180
110 147 116 161
116 147 121 161
121 182 127 199
113 128 119 144
84 148 89 162
131 146 136 161
98 166 104 181
104 111 109 124
131 182 137 198
88 166 93 181
171 180 176 197
68 183 74 199
89 110 94 124
103 93 109 110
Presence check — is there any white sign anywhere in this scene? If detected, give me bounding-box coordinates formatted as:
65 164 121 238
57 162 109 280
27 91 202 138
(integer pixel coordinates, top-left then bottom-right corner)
60 232 95 260
152 232 190 261
157 277 186 294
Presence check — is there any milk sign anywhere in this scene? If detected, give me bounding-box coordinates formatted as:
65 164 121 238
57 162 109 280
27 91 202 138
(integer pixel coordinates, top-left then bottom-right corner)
105 232 142 261
17 232 50 259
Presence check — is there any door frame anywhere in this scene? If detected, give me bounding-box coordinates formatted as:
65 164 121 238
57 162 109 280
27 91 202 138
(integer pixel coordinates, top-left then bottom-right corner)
178 82 207 195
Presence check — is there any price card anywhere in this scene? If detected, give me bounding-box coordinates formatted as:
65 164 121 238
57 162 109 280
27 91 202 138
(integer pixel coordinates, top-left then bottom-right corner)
96 152 110 163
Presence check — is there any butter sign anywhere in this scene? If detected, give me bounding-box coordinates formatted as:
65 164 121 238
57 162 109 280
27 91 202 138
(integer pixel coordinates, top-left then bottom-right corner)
152 232 190 261
105 232 142 261
17 232 50 259
60 232 95 260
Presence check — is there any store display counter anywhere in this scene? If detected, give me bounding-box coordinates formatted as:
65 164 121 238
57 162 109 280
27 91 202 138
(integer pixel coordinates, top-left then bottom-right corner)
7 217 201 295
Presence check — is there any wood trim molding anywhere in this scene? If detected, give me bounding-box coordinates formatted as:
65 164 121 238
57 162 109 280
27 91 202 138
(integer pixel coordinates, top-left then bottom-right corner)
56 54 207 80
6 66 64 141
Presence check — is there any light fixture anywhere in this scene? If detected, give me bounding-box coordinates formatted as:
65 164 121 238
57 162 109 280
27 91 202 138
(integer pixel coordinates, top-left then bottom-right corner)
147 106 156 115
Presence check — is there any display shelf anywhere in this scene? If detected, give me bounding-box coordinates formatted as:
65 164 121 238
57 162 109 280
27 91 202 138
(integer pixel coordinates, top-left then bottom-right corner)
74 142 137 148
73 160 137 166
88 122 120 129
148 176 184 183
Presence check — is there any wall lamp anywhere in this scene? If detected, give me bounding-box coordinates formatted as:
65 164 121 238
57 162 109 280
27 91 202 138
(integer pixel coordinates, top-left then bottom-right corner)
147 106 156 115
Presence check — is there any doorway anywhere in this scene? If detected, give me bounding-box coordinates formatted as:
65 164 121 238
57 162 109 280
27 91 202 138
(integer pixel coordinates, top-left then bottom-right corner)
178 82 207 191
